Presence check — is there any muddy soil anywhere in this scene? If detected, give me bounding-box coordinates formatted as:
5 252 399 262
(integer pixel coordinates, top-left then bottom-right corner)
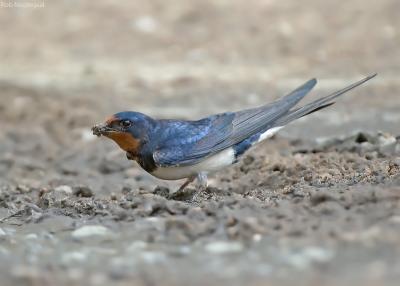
1 1 400 286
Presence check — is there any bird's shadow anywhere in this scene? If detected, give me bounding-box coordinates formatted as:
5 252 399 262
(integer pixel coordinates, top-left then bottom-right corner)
168 188 197 201
153 186 227 202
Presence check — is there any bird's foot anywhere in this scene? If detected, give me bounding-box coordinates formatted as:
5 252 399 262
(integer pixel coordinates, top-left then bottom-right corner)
168 173 208 202
168 176 196 201
190 172 208 202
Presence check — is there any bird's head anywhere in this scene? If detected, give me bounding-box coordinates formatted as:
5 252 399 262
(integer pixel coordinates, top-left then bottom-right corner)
92 111 154 154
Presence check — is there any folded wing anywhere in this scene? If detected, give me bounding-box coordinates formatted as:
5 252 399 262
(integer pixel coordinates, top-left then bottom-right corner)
153 74 376 167
153 78 317 167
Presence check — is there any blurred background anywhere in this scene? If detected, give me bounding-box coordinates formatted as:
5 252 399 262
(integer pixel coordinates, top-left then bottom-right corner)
1 0 399 135
0 1 399 286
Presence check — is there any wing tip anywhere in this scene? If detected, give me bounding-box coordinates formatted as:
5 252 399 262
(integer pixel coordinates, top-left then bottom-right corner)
365 73 378 81
288 78 317 98
308 78 317 88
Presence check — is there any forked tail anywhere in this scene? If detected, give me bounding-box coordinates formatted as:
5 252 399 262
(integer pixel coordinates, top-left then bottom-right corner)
274 74 377 127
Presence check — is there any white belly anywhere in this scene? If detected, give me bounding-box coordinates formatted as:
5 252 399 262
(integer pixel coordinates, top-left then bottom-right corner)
150 126 284 180
151 148 235 180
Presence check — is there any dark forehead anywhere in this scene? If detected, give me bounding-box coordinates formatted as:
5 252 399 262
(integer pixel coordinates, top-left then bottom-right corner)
114 111 136 119
105 112 134 124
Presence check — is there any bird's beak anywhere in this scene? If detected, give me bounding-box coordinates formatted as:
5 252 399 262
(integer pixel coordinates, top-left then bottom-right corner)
92 123 116 137
92 120 140 153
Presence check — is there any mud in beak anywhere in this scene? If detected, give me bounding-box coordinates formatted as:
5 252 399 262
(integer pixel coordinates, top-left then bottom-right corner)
92 123 116 137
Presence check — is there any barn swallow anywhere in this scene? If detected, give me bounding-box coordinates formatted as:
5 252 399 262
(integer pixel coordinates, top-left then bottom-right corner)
92 74 376 193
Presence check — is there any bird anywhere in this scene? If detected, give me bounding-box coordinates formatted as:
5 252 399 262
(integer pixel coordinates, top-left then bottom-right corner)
92 74 376 194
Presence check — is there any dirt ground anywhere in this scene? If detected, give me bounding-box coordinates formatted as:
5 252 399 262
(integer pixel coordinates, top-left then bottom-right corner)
0 0 400 285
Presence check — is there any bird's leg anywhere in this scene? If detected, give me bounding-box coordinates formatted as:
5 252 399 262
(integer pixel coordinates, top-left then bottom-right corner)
177 175 196 192
167 175 196 200
191 172 208 201
196 172 208 190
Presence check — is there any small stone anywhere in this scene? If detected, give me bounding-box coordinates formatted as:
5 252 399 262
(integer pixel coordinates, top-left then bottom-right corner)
187 207 206 220
25 233 38 240
71 225 111 239
286 247 334 269
121 186 132 194
61 251 88 264
169 246 191 257
243 155 255 166
54 185 73 195
140 251 167 264
127 241 148 252
302 247 334 262
153 186 170 197
165 200 188 214
389 216 400 223
205 241 244 254
378 132 396 147
73 186 93 198
271 163 285 172
16 185 31 194
378 133 397 155
132 16 158 33
164 217 194 242
98 158 127 174
395 144 400 154
310 191 337 206
355 132 370 144
203 201 220 215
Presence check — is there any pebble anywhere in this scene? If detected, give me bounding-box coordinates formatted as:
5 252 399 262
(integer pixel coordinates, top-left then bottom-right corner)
140 251 167 264
166 200 188 214
253 234 262 242
61 251 88 264
378 133 396 147
25 233 38 240
286 247 334 269
127 241 148 252
389 216 400 223
378 134 397 155
153 186 170 197
205 241 244 254
132 16 158 33
72 225 112 239
169 245 191 257
342 226 381 242
73 186 93 198
54 185 73 195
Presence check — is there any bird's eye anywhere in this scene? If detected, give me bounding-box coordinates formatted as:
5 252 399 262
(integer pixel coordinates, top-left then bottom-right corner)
120 120 132 128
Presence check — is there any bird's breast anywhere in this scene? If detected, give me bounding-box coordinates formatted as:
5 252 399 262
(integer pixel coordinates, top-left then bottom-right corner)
106 132 140 153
